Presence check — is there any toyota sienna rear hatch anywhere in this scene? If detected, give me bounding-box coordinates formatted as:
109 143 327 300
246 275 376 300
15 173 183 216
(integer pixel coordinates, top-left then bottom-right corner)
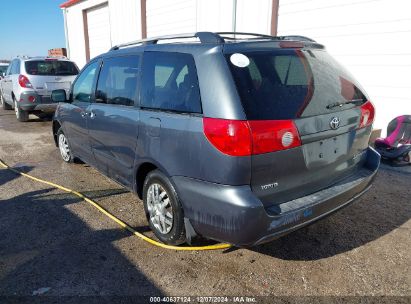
225 43 375 208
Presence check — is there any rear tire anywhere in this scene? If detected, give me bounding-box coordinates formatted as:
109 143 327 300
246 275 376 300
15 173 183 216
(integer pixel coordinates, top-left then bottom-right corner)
406 151 411 164
57 128 74 163
1 93 12 110
14 98 29 122
143 170 186 245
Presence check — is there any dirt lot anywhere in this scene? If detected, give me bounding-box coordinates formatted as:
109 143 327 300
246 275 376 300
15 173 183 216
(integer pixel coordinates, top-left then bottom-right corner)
0 108 410 302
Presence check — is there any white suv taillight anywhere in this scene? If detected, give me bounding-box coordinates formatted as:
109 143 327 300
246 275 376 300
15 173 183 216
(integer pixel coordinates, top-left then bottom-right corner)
18 75 33 88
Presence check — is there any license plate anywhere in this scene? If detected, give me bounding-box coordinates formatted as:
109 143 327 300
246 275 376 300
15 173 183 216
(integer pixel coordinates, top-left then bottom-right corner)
45 82 70 93
303 134 349 168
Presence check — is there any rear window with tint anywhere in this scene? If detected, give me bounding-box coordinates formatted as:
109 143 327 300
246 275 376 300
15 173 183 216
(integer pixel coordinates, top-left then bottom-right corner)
25 60 79 76
226 49 367 120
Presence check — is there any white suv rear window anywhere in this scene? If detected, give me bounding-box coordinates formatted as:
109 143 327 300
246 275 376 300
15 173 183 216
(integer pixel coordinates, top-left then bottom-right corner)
25 60 79 76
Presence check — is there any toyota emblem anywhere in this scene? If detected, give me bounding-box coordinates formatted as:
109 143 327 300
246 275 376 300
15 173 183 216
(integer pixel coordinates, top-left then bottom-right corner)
330 117 340 130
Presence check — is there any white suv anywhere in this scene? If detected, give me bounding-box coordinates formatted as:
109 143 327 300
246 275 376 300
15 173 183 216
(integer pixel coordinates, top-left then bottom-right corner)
0 56 79 121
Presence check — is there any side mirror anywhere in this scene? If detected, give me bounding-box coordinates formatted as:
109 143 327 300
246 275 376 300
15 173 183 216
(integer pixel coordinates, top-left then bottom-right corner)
1 72 5 78
51 89 68 103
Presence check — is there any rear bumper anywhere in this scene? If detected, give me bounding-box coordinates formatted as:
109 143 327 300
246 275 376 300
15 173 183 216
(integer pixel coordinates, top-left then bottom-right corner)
172 147 380 247
18 92 57 112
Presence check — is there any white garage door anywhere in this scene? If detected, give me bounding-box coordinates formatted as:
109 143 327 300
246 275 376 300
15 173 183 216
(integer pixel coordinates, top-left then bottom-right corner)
87 4 111 60
277 0 411 134
146 0 197 37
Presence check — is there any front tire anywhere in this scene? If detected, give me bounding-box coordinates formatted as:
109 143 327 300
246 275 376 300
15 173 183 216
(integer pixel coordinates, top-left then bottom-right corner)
57 129 74 163
143 170 186 245
1 93 12 110
14 98 29 122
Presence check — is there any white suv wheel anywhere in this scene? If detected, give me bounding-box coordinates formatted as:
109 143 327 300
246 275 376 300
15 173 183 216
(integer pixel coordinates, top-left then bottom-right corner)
14 100 19 119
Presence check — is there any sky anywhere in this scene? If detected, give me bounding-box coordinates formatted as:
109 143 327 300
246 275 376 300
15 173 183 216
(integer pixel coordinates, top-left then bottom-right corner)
0 0 66 60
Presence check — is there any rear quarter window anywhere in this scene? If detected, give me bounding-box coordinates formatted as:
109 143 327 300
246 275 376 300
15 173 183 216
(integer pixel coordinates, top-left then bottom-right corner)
10 60 20 75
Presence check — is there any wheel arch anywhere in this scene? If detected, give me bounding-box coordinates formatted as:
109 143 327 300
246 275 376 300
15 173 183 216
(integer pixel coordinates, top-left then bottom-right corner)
52 120 62 147
135 162 159 199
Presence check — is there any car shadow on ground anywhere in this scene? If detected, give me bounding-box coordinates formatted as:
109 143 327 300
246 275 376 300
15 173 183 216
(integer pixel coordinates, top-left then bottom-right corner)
251 169 411 261
0 166 34 187
0 188 163 297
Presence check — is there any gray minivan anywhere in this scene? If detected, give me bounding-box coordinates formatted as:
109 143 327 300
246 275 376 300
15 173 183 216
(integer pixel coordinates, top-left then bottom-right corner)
51 32 380 246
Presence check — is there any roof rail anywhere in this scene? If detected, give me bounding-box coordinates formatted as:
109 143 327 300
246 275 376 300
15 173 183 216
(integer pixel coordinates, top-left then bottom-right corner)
216 32 275 40
110 32 317 51
211 32 317 43
110 32 224 51
278 35 316 42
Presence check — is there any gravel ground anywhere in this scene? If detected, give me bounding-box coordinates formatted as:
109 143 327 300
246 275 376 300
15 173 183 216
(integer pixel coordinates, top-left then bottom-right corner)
0 109 410 302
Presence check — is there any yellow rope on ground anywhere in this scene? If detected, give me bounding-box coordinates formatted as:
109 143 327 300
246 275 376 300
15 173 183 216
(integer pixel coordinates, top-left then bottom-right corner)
0 159 232 251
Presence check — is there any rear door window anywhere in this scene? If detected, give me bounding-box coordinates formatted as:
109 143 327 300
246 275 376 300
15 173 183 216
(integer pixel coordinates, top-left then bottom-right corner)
25 60 79 76
226 49 367 120
141 52 202 114
95 55 140 106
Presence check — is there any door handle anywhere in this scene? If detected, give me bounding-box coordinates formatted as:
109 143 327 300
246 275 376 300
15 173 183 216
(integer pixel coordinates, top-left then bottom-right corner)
81 111 96 119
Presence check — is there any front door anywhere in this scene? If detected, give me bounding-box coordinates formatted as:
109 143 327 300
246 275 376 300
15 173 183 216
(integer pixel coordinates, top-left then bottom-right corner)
63 60 100 164
87 55 141 187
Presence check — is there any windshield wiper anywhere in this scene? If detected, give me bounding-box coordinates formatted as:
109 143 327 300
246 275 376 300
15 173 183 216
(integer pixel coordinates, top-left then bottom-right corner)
326 99 364 109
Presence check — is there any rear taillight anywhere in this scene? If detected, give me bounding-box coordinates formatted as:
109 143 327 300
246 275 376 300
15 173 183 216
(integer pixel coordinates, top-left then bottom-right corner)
203 118 251 156
203 118 301 156
18 75 33 88
248 120 301 154
359 101 375 128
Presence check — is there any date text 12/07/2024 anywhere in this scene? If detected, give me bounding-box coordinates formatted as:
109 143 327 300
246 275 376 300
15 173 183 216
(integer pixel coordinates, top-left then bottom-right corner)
149 296 257 303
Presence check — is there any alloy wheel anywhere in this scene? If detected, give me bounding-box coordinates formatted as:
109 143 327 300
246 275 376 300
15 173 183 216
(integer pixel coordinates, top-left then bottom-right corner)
14 100 19 119
58 133 71 162
146 183 173 234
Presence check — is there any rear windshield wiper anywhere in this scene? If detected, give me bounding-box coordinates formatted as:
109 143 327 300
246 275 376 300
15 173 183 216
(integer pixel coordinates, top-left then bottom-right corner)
326 99 364 109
